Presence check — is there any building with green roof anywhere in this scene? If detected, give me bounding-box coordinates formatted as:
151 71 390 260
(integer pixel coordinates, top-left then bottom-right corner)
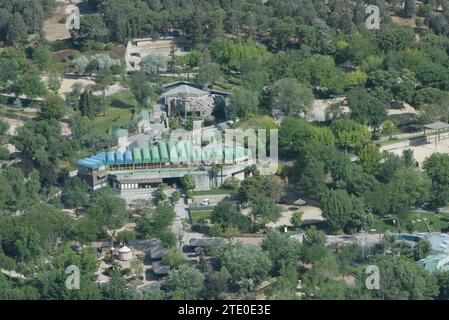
77 139 253 192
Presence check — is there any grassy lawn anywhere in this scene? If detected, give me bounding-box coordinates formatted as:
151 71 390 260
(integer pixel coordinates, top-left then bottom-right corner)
109 91 138 109
191 211 213 223
191 188 235 196
236 115 278 131
371 211 449 233
91 106 133 135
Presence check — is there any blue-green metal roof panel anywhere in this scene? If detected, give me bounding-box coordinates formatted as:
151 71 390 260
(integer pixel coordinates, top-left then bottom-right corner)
167 142 178 163
150 146 160 163
106 152 115 165
115 151 124 164
90 156 105 165
133 148 142 163
78 159 101 170
142 148 151 163
159 142 169 162
124 151 133 164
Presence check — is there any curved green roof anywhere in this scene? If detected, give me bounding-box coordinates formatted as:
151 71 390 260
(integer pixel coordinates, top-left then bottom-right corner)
150 146 160 163
159 142 169 163
167 142 178 163
133 148 142 163
177 141 187 162
142 147 151 163
78 140 251 170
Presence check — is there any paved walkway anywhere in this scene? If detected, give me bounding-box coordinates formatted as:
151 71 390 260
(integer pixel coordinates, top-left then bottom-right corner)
167 189 204 248
325 233 384 246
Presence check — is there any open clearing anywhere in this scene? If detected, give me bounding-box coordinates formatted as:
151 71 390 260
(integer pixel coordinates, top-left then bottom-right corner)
41 75 96 99
382 133 449 167
43 1 82 41
267 204 324 228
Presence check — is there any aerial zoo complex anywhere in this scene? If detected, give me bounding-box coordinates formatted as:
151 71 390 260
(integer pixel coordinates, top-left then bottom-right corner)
77 140 253 192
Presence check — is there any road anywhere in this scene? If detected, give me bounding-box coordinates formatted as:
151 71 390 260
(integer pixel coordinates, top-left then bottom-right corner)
166 188 204 249
325 233 384 247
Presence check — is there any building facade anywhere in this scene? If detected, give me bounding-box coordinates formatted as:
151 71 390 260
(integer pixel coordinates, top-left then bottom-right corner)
77 140 253 193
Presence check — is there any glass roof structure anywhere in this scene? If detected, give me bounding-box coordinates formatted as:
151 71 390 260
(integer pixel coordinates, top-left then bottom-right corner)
78 141 251 170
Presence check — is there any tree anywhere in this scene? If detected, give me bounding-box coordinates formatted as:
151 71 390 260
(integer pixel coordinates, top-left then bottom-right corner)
218 243 272 285
79 90 95 118
129 72 154 106
73 55 89 75
269 262 299 299
180 175 195 191
78 15 108 41
403 0 416 18
381 120 396 139
228 88 259 120
196 62 222 89
322 189 373 233
0 175 14 211
140 54 168 75
89 188 127 236
7 13 27 45
436 271 449 299
290 211 303 229
73 218 101 245
299 159 327 199
359 144 383 175
303 255 347 299
271 78 314 116
389 168 432 216
251 196 282 226
203 267 231 300
171 191 180 203
373 257 438 300
262 231 302 274
162 247 188 269
0 120 9 136
331 119 371 153
347 89 388 131
424 153 449 206
223 177 240 190
63 177 89 217
40 95 65 120
47 72 62 94
16 73 47 99
102 270 138 300
165 265 204 300
32 46 52 71
116 230 136 245
212 201 251 233
345 70 368 89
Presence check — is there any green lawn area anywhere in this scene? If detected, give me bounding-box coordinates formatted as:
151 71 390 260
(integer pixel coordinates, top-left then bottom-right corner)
91 106 133 135
371 211 449 233
109 91 138 109
191 188 236 196
236 115 278 131
191 211 213 223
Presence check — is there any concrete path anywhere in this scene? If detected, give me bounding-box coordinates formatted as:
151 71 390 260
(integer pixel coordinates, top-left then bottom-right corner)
167 189 204 248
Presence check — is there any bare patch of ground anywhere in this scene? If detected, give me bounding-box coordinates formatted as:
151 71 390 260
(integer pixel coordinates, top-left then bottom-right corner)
306 97 348 122
382 133 449 166
387 103 419 116
0 116 25 136
43 2 82 41
41 76 96 99
267 204 324 228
